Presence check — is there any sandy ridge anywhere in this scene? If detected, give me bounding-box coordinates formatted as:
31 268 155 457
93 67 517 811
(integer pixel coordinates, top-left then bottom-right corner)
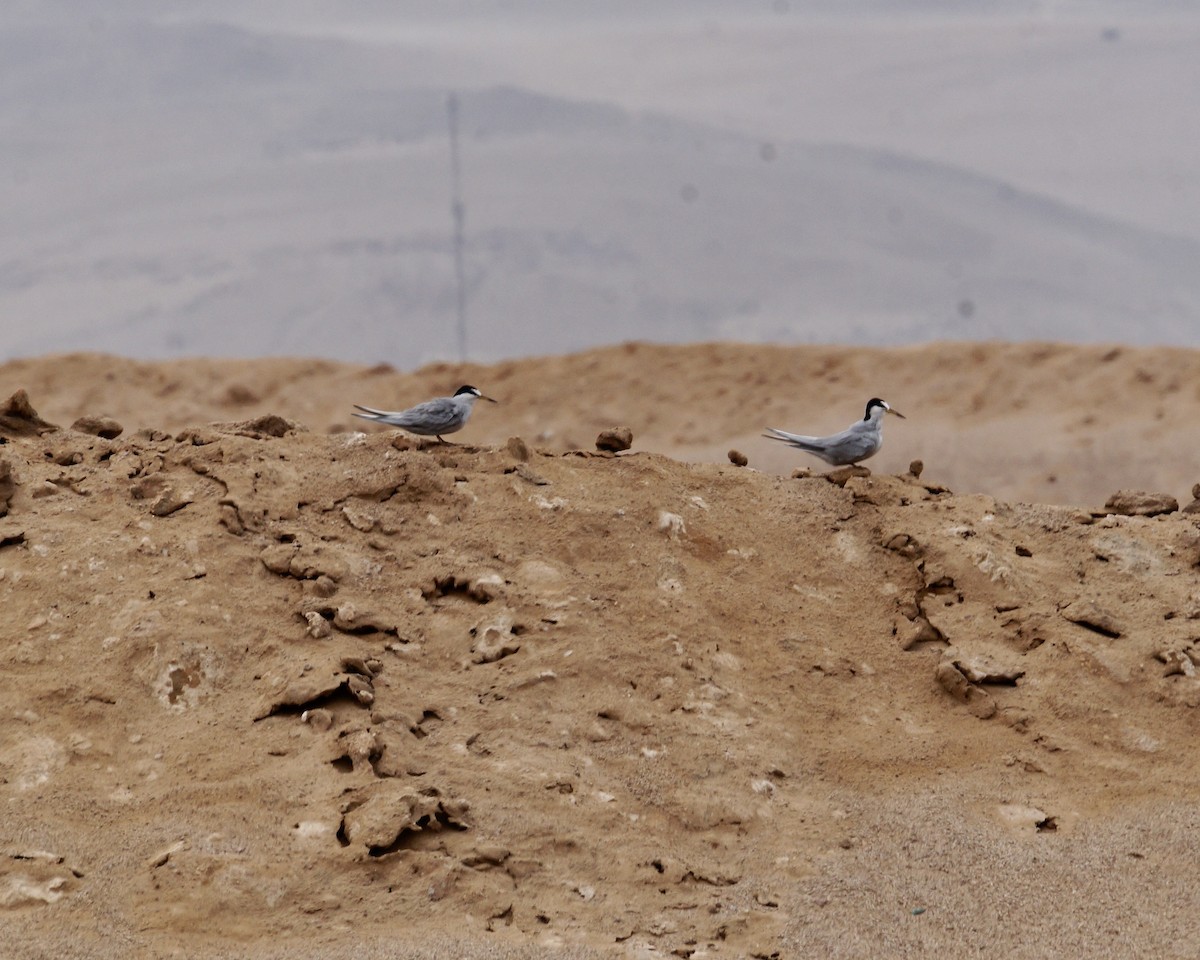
1 366 1199 956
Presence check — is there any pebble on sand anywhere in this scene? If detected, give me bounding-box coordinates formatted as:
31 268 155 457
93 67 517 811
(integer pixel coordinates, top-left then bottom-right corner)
824 465 871 487
150 488 194 517
934 657 997 719
506 436 531 462
727 450 749 467
71 415 123 439
1060 599 1124 638
595 427 633 453
1103 490 1178 517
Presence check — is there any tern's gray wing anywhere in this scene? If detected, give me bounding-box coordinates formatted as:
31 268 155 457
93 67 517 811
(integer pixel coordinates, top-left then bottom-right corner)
764 422 881 465
352 396 464 434
763 426 822 448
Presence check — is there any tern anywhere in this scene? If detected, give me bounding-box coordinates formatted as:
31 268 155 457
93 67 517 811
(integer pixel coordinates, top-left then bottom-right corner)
352 385 497 442
764 398 905 466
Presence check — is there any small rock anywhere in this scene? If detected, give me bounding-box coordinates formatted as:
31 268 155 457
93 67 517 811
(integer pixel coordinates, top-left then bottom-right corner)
260 544 347 582
309 575 339 598
882 532 922 559
898 617 941 650
727 449 749 467
340 782 469 852
934 658 997 719
951 651 1025 684
341 655 380 678
824 464 871 486
472 622 521 664
71 415 123 439
339 727 379 771
345 674 375 705
996 803 1052 834
303 611 332 639
595 426 633 453
261 544 296 573
147 840 187 869
1183 483 1200 514
255 676 348 720
907 459 924 478
333 605 397 635
505 436 531 461
301 708 334 731
341 504 378 532
467 572 506 602
31 480 60 499
1103 490 1178 517
151 488 193 517
1060 599 1123 638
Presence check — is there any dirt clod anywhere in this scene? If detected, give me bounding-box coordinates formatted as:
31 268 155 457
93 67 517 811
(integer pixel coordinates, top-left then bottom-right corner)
595 426 633 452
71 415 124 439
1104 490 1179 517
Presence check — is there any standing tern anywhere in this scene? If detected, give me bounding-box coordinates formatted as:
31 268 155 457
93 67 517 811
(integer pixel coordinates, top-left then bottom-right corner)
764 398 905 466
352 385 497 442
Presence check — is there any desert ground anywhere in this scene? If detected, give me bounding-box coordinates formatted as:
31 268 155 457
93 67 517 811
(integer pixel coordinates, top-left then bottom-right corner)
3 341 1199 958
5 5 1200 363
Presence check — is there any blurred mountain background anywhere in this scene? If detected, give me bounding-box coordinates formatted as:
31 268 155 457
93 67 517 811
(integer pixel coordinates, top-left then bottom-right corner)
2 1 1198 365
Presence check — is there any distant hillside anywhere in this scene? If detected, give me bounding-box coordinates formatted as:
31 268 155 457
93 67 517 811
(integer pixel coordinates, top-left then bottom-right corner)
1 14 1198 366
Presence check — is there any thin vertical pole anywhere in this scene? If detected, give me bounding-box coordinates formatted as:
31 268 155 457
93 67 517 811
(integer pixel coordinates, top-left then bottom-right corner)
446 92 468 362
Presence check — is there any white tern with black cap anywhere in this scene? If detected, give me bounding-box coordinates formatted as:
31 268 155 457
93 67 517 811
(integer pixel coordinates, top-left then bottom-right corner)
764 398 905 466
352 385 497 442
